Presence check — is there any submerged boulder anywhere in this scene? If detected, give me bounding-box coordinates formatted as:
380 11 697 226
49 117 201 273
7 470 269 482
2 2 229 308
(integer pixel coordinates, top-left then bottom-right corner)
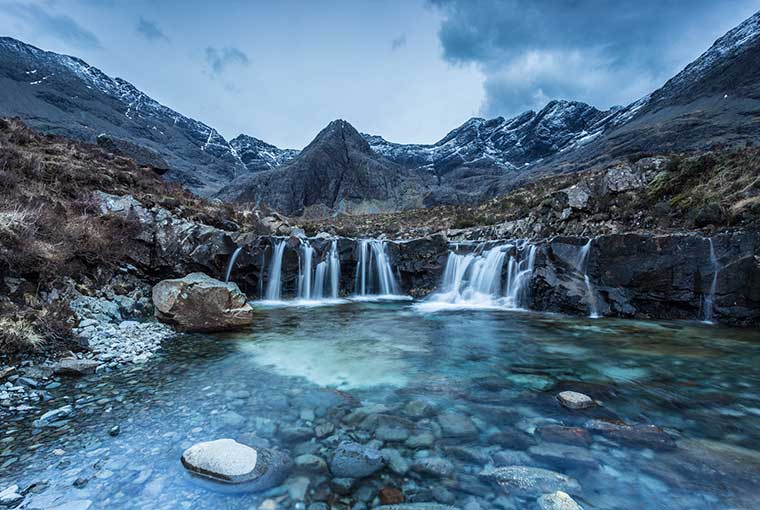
152 273 253 331
181 439 292 489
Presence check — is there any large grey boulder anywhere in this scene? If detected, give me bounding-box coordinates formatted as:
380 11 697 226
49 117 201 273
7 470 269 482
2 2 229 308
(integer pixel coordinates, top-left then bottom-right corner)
181 439 291 490
152 273 253 332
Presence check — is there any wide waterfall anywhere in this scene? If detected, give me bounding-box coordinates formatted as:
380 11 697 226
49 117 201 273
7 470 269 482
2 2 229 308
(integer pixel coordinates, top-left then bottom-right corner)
419 241 536 311
702 238 718 323
575 239 600 319
264 240 286 301
354 239 400 297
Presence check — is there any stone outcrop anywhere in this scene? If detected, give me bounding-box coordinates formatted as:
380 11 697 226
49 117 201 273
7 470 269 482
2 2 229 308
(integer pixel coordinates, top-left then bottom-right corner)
152 273 253 331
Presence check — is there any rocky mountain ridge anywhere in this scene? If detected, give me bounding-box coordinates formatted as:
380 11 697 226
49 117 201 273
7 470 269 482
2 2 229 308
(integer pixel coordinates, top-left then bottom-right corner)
0 37 295 196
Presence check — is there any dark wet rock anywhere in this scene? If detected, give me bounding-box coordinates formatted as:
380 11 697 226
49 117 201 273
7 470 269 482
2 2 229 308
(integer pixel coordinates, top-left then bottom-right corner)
403 400 437 419
537 491 584 510
411 457 455 478
381 448 411 475
53 359 100 377
108 425 120 437
363 414 414 442
437 413 478 438
528 444 598 470
279 425 313 443
535 425 592 446
294 454 328 474
72 478 88 488
491 450 533 467
379 486 405 505
152 273 253 332
557 391 595 410
329 477 356 495
181 439 292 490
443 446 491 465
479 466 581 497
33 405 73 428
406 432 435 449
330 441 385 478
486 429 536 450
584 420 676 450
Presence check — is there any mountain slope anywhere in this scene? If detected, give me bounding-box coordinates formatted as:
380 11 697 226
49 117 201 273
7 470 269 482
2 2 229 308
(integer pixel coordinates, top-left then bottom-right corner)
533 10 760 177
218 120 431 215
0 37 288 195
229 134 299 172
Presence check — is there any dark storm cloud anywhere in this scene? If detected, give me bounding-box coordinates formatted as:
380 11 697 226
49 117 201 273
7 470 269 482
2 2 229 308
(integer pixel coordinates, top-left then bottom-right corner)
136 16 169 43
204 46 250 76
0 2 101 49
429 0 760 116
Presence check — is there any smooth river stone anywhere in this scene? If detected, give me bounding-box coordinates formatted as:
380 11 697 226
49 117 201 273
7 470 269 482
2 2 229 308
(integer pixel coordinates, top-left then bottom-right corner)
557 391 595 410
181 439 292 490
479 466 581 496
537 491 584 510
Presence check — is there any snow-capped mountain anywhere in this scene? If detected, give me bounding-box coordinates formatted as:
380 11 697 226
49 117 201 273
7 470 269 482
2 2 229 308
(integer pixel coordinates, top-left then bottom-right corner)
0 37 286 195
229 134 299 173
363 99 642 176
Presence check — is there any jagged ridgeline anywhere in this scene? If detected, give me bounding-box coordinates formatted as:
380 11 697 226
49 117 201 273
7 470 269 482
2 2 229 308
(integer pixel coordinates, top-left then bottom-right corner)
3 10 760 214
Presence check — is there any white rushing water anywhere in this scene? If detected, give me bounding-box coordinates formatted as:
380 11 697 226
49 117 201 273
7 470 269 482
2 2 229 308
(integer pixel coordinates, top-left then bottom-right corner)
418 241 536 311
354 239 401 297
702 238 718 323
260 238 343 305
264 240 286 301
575 239 600 319
297 241 315 300
224 246 244 283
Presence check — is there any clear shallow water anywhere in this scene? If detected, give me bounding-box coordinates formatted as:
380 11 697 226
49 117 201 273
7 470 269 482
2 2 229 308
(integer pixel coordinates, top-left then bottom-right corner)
2 303 760 509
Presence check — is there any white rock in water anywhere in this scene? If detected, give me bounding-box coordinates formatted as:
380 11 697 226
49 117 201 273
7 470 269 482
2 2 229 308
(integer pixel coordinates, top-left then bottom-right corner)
538 491 584 510
182 439 260 483
557 391 595 410
0 485 23 506
181 438 292 490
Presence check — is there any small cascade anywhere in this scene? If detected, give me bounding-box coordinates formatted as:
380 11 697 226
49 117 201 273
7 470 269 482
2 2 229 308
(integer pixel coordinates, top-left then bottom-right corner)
575 239 600 319
421 241 536 310
505 243 537 307
354 240 399 296
328 240 340 299
297 241 315 300
264 240 286 300
702 238 718 323
224 246 244 283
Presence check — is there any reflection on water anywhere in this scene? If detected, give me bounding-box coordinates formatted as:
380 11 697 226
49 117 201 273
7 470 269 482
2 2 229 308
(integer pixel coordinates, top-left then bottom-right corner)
2 302 759 509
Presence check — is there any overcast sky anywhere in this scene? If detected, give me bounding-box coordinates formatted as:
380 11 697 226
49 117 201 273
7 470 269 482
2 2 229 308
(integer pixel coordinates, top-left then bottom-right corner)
1 0 759 148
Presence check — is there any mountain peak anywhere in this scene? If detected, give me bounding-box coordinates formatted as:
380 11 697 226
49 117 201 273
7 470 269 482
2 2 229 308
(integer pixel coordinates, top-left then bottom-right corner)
305 119 372 155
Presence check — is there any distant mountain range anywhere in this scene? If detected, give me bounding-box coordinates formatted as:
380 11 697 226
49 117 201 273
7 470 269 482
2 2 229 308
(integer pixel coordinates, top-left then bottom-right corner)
2 10 760 213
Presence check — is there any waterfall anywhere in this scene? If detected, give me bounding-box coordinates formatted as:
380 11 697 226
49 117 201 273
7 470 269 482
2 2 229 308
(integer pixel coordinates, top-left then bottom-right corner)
420 242 536 310
224 246 244 283
702 238 718 323
297 241 315 300
329 240 340 298
264 240 286 300
575 239 600 319
354 239 399 296
505 243 537 307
